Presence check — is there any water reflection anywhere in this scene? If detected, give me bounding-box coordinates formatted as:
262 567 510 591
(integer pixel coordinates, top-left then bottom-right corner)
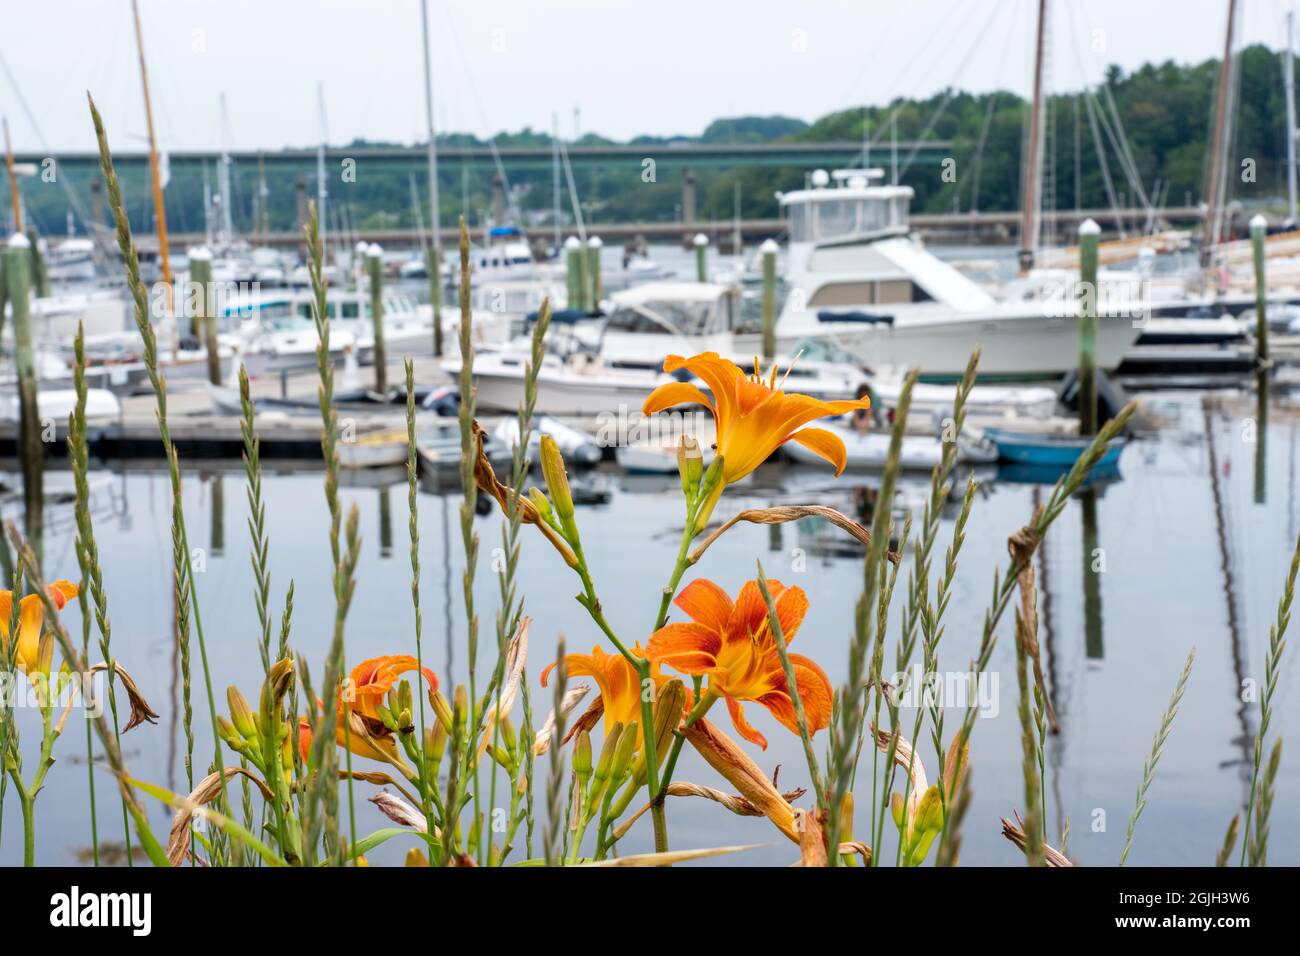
6 389 1300 864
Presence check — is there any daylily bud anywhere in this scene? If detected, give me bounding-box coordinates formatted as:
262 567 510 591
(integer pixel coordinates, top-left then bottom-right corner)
610 720 639 782
227 686 257 738
593 721 624 785
258 658 296 738
355 855 370 867
499 714 518 753
528 487 553 522
428 721 448 762
573 729 593 777
694 454 726 532
396 707 414 735
431 689 454 732
216 715 244 751
539 435 575 530
405 848 429 867
453 685 469 729
677 435 703 498
632 678 687 787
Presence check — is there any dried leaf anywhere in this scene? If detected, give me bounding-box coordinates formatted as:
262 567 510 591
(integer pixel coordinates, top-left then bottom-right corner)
1001 813 1073 867
167 767 273 866
580 843 761 866
684 717 799 843
369 790 427 832
533 685 590 755
796 808 828 867
690 506 901 565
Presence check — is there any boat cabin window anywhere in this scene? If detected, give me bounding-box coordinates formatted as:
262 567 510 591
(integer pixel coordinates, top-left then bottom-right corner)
808 279 931 306
789 196 908 243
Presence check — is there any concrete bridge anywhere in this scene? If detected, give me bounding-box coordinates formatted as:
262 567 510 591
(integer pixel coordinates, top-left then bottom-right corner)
130 206 1205 253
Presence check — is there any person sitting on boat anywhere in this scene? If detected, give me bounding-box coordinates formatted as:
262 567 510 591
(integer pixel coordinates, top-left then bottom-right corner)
850 384 877 435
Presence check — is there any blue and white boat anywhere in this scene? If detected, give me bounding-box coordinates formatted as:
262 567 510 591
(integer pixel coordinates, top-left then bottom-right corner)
983 428 1127 469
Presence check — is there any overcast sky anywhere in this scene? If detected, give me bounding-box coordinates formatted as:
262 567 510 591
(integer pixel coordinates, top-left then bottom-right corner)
3 0 1296 153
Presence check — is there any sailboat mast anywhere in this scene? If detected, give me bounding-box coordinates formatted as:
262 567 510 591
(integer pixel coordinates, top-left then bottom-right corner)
1018 0 1047 275
130 0 171 294
1203 0 1238 266
420 0 442 259
1285 11 1298 225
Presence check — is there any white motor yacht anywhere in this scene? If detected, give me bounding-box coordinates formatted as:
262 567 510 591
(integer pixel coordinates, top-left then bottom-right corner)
749 169 1141 381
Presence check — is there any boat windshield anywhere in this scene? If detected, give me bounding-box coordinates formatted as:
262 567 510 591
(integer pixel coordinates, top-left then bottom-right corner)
605 298 726 335
788 196 908 243
266 313 315 331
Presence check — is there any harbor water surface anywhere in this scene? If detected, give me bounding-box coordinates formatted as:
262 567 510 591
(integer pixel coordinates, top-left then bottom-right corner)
2 386 1297 866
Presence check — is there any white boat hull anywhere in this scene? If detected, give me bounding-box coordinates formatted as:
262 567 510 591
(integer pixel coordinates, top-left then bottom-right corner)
748 315 1140 381
783 423 996 470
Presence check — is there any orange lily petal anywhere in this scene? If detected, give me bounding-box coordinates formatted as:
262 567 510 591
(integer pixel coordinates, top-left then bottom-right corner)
726 580 782 643
759 655 834 735
726 696 769 750
664 353 741 438
771 583 810 645
788 426 850 476
642 380 715 416
16 595 45 674
646 622 721 675
673 578 733 632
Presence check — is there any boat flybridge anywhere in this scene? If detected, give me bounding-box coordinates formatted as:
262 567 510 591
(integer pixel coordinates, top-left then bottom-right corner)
751 168 1141 381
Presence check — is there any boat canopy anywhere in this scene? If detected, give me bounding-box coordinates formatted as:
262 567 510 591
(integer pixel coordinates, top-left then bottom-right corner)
604 282 736 336
780 176 913 245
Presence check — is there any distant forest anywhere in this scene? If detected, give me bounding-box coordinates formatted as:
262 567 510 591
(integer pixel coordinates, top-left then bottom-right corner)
13 44 1298 238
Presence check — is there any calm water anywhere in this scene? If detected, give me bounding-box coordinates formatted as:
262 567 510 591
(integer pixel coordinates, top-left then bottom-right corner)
2 385 1298 866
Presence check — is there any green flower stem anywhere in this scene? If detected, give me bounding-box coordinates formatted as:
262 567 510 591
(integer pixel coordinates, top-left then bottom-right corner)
567 545 665 849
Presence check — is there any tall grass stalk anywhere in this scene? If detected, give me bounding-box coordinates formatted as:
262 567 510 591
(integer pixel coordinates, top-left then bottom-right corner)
0 560 22 856
68 322 129 865
827 369 916 863
1118 647 1195 866
441 218 481 865
1239 532 1298 864
1014 599 1043 867
882 353 979 864
543 644 568 865
300 202 359 865
1249 738 1282 867
756 562 824 806
88 93 228 860
404 358 438 844
239 365 273 675
937 402 1137 861
485 299 551 863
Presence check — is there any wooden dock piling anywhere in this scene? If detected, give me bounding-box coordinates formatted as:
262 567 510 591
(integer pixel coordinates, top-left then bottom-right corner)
761 238 778 361
1078 218 1100 435
367 243 388 392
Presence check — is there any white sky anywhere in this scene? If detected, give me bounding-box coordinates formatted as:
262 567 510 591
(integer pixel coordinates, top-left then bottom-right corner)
3 0 1296 153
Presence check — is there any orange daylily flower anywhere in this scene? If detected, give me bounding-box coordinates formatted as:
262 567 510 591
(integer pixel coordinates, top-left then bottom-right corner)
0 581 78 675
541 644 678 750
298 654 438 765
646 577 832 750
642 352 870 490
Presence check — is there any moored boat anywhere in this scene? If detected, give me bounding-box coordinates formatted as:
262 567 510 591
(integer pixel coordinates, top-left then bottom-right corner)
983 427 1127 469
